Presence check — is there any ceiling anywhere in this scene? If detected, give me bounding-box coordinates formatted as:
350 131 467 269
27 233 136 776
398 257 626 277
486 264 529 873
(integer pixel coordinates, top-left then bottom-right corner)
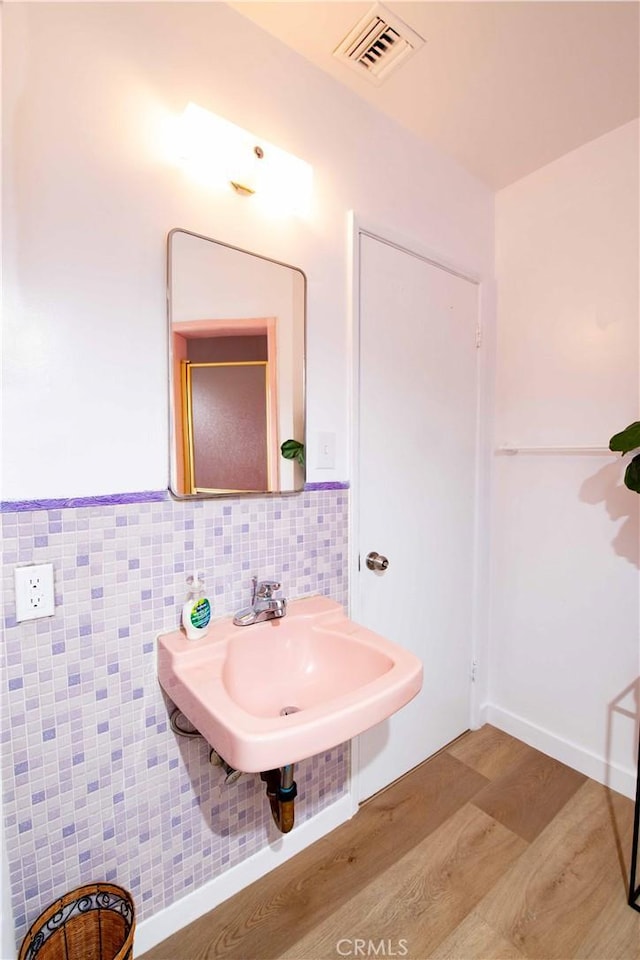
230 1 640 190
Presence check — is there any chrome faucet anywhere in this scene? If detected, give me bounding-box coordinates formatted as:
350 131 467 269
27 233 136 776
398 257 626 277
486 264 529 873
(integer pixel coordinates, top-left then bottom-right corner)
233 576 287 626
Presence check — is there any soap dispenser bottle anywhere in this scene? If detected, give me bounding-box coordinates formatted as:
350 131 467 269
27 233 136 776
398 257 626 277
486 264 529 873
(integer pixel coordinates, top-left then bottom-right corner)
181 572 211 640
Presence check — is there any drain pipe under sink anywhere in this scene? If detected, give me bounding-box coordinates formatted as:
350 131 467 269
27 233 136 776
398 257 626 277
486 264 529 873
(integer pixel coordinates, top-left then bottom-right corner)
260 764 297 833
169 707 299 830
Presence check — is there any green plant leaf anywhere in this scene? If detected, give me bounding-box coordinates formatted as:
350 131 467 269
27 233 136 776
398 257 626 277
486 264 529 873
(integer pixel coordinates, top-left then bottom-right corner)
624 453 640 493
609 421 640 454
280 439 305 467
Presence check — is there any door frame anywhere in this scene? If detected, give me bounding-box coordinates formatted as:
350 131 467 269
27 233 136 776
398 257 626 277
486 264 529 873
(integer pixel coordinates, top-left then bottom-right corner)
347 212 495 811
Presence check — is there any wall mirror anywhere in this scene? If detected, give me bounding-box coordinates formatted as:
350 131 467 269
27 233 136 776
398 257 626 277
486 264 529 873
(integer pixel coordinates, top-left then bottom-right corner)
167 229 306 497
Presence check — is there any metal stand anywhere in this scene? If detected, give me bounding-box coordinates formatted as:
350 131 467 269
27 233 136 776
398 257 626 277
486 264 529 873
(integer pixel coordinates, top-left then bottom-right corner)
629 731 640 912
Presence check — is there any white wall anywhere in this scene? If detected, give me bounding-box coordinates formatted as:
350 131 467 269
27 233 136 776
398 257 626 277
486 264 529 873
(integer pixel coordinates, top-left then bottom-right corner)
490 120 640 795
1 1 494 501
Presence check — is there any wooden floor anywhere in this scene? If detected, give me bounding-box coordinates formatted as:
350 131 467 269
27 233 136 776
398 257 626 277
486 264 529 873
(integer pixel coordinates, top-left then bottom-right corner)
141 726 640 960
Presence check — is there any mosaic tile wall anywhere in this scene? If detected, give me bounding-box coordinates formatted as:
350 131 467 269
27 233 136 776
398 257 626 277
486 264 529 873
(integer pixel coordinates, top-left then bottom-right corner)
1 488 349 949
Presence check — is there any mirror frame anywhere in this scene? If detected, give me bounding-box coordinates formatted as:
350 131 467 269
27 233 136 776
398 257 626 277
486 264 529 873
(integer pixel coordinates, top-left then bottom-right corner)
166 228 307 500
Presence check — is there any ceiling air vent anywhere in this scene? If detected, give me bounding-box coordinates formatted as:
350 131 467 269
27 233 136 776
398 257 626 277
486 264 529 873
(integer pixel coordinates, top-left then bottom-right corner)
333 2 425 85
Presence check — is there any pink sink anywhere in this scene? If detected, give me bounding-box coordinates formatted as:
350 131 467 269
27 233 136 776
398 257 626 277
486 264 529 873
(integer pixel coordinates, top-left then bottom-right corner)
157 595 423 773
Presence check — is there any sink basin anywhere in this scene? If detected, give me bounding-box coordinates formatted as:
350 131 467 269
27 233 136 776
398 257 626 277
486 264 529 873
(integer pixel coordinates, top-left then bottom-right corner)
157 595 422 772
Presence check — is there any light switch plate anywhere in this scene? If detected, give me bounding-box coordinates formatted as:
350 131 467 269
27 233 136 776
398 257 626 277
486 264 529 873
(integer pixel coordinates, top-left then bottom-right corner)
317 432 336 469
15 563 55 621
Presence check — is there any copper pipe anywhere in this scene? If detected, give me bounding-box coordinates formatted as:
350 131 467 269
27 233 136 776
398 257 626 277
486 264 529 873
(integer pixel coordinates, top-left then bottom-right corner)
260 767 297 834
278 800 295 833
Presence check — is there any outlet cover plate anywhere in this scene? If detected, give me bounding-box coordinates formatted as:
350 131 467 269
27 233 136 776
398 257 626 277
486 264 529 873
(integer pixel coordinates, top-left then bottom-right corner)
15 563 55 621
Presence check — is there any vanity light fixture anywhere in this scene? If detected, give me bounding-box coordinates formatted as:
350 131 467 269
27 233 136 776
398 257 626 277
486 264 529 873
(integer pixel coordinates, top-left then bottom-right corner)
229 145 264 196
179 103 312 215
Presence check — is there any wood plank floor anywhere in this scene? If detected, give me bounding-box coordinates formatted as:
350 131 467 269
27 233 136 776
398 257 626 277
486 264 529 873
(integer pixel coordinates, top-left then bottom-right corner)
140 725 639 960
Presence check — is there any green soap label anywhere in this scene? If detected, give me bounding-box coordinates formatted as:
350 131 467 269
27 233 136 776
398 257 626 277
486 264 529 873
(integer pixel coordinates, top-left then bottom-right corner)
190 597 211 630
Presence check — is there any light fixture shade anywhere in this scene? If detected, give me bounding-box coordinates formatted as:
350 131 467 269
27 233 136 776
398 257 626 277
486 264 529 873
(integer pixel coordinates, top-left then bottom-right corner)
179 103 312 216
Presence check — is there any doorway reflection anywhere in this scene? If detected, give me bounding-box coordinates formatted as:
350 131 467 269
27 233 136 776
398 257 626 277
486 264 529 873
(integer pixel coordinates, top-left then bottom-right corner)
172 319 278 494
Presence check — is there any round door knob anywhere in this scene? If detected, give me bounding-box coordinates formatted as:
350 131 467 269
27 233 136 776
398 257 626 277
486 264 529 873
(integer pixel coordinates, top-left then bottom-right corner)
366 551 389 572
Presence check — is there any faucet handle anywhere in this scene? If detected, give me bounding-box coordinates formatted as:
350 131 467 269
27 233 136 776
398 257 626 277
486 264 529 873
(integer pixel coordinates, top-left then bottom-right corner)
256 580 281 599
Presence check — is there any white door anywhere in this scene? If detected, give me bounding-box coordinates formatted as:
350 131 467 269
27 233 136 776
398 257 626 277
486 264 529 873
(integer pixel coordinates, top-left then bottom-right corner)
355 232 479 802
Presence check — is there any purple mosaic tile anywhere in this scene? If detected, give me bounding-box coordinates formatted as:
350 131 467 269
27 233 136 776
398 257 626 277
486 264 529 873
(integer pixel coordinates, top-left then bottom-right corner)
1 489 349 949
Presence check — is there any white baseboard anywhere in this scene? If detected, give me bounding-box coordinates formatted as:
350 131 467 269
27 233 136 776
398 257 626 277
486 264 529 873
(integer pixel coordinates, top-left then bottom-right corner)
483 703 636 799
134 794 353 957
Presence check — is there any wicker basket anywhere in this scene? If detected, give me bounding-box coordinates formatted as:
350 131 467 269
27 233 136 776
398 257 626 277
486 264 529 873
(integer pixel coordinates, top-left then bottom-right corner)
18 883 135 960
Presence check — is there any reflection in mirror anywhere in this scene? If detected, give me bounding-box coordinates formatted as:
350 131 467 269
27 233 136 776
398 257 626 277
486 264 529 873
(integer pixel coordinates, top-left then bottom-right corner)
168 230 305 498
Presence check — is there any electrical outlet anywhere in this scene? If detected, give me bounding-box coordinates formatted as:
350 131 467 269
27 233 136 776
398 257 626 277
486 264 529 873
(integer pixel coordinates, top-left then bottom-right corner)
15 563 55 622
